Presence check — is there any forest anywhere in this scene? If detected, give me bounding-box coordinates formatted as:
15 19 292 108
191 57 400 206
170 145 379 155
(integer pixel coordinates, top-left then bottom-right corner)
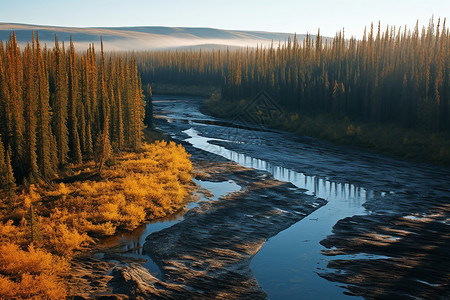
0 32 148 187
0 33 192 299
0 16 449 299
137 18 449 162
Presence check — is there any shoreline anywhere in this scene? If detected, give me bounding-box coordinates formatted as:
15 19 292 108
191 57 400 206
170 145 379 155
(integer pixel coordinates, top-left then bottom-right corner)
67 138 326 299
202 97 450 167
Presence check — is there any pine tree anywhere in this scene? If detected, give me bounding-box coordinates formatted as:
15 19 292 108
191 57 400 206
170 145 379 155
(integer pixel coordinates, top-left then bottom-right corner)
4 146 17 197
0 135 7 190
78 56 87 155
67 36 82 164
144 83 153 127
5 32 25 179
83 48 94 158
98 38 109 133
35 32 55 179
22 43 39 182
52 35 69 166
94 115 111 174
114 59 124 150
28 204 43 243
107 57 116 147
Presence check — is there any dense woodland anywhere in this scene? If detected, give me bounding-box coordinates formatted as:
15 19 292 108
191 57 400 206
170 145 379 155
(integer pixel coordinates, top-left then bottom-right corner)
0 33 193 299
0 32 146 191
0 17 448 298
138 18 449 133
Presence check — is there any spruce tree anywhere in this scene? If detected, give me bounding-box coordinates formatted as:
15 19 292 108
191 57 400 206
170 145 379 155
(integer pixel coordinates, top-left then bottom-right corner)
144 83 153 127
22 43 39 182
94 115 111 174
52 35 69 166
67 36 82 164
4 146 16 197
0 135 7 190
5 32 25 179
114 59 124 150
28 204 43 243
35 32 54 179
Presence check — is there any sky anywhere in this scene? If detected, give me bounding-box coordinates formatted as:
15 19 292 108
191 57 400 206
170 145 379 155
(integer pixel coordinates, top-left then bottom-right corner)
1 0 449 38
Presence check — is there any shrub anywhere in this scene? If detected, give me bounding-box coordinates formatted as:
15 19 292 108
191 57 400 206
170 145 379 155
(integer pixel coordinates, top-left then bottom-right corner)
0 243 69 299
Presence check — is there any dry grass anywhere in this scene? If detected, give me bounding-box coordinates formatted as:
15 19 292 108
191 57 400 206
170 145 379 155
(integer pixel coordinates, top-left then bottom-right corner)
0 140 192 298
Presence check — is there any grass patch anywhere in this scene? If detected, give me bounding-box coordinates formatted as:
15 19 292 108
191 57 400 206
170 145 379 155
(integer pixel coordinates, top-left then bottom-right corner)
0 140 192 299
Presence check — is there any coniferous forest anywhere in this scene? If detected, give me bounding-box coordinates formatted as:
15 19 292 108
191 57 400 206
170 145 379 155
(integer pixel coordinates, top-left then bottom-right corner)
137 18 449 162
0 14 449 299
0 32 145 188
0 32 192 299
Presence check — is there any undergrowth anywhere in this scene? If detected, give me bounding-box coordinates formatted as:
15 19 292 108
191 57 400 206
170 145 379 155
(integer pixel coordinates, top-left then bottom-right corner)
0 140 192 299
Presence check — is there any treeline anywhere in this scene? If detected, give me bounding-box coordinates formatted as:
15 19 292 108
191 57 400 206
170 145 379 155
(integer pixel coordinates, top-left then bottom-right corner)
137 18 449 132
137 49 224 86
0 32 145 189
222 19 449 131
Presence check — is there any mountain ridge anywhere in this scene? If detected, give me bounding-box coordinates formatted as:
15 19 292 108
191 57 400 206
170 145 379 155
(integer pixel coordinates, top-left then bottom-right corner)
0 22 324 51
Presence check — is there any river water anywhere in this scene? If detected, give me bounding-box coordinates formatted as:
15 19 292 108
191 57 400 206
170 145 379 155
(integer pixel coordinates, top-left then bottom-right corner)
181 127 374 299
102 95 450 298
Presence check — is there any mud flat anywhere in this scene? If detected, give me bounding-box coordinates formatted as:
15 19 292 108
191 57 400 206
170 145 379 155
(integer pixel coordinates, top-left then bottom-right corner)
68 143 325 299
140 144 325 299
319 205 450 299
68 95 450 299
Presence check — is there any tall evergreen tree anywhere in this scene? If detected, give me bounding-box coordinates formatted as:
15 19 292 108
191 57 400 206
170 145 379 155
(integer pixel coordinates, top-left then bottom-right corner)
4 145 17 197
94 115 111 174
5 32 25 179
0 135 7 190
35 32 55 179
22 43 39 182
52 35 69 166
67 36 82 164
144 83 153 127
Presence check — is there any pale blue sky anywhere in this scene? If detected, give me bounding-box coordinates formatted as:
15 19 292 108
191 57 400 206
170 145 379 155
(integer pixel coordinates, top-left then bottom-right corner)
1 0 448 37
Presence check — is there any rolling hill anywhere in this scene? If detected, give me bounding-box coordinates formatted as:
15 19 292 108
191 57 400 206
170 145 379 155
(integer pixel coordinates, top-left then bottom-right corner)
0 23 320 51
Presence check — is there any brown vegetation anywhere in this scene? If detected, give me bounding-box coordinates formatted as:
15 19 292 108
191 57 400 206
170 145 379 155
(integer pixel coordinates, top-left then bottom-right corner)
0 140 192 299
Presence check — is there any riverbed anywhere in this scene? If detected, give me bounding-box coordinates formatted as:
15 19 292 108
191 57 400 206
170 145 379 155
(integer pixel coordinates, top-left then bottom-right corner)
149 95 450 299
75 95 449 299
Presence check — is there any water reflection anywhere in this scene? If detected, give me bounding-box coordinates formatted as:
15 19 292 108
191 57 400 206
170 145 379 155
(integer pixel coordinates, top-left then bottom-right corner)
184 127 372 203
101 210 185 254
99 210 185 277
183 127 377 299
98 176 242 278
193 179 241 200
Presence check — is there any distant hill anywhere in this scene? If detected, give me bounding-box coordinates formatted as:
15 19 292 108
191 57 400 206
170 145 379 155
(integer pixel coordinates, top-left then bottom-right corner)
0 23 326 51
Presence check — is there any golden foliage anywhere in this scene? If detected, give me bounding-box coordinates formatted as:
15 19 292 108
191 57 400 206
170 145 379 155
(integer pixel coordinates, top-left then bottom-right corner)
42 222 92 256
0 141 192 298
0 243 69 277
0 243 68 299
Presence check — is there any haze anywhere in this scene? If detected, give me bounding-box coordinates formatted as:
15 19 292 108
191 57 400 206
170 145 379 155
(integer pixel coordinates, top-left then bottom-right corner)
1 0 448 38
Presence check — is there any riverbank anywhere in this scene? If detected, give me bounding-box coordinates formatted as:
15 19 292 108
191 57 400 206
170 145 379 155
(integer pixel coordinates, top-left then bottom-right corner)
151 95 450 299
67 138 326 299
151 83 219 98
48 135 316 298
203 97 450 167
0 129 193 299
65 95 450 299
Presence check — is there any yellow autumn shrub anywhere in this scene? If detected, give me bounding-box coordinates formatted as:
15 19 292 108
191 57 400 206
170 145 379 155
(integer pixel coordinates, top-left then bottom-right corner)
0 243 69 299
0 243 69 276
0 140 192 297
42 223 92 256
0 273 67 300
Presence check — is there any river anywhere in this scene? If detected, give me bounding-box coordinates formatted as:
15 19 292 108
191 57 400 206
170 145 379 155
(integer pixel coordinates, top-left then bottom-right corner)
102 95 450 299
